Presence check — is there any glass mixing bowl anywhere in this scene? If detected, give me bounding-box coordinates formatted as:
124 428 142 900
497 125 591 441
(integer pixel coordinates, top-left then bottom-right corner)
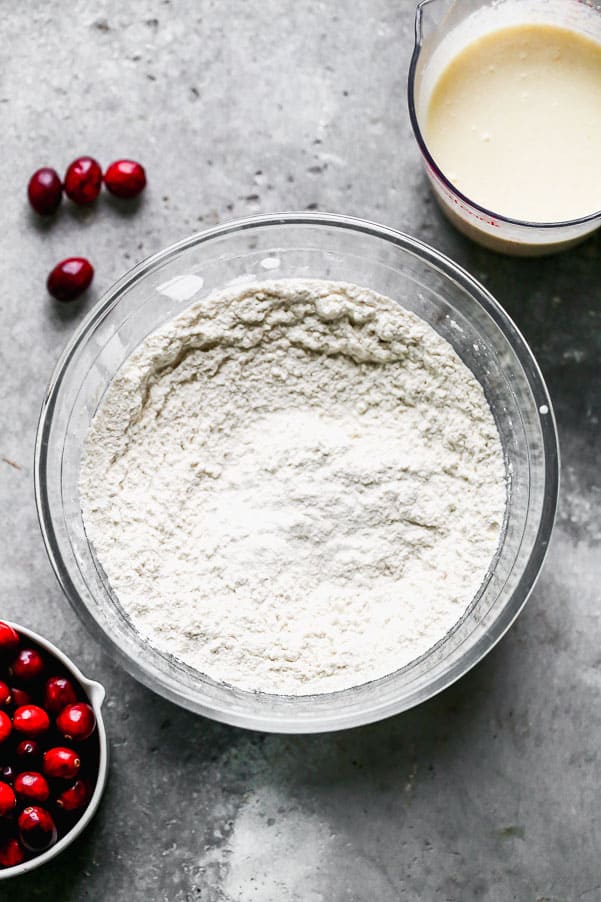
34 213 559 733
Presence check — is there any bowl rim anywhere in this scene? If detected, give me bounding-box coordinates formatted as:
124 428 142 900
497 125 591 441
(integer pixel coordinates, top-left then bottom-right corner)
0 621 108 879
34 211 560 732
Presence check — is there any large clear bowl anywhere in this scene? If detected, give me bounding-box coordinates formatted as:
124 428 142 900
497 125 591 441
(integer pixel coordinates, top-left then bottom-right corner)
34 213 559 733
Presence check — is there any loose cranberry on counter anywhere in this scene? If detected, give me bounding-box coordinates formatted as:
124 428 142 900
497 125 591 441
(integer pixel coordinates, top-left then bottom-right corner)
42 747 80 780
0 683 11 707
16 740 41 764
11 648 44 682
47 257 94 302
11 688 30 708
56 703 96 742
56 779 90 812
0 782 16 817
0 713 12 744
14 772 49 804
27 167 63 215
0 623 19 654
64 156 102 205
103 159 146 198
44 676 77 714
18 807 57 852
0 837 25 868
13 705 50 737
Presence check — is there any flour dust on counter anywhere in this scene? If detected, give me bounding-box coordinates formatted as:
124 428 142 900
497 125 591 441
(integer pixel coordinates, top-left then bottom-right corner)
80 278 506 695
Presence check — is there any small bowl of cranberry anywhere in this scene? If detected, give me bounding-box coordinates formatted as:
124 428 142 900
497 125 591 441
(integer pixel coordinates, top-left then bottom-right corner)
0 620 107 877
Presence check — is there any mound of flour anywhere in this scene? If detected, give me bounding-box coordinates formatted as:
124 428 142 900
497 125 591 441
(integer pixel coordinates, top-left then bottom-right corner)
80 279 506 695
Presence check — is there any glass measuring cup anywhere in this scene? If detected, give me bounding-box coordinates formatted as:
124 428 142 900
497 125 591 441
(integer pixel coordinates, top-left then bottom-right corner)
408 0 601 256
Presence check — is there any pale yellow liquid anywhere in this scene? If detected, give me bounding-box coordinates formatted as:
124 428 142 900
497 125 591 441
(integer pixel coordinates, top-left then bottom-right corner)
425 24 601 222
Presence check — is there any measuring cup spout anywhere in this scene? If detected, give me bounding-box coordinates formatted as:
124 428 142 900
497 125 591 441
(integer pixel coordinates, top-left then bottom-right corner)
413 0 454 50
410 0 458 99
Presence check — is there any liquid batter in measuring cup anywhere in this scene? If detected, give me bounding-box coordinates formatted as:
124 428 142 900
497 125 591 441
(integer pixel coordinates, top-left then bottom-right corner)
408 0 601 254
425 24 601 223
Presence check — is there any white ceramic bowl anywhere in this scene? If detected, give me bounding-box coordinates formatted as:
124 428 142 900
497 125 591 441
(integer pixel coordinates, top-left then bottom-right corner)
0 622 108 880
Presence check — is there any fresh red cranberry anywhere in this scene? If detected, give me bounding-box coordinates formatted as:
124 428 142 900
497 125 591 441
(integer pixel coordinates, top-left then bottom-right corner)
104 159 146 199
0 837 25 868
64 156 102 204
0 683 11 708
0 782 16 817
13 705 50 737
14 772 50 804
56 702 96 742
11 648 44 682
44 676 77 714
0 713 11 745
56 778 91 812
0 766 14 785
10 688 30 708
27 167 63 215
16 740 41 764
47 257 94 302
18 806 57 852
0 623 19 654
42 747 80 780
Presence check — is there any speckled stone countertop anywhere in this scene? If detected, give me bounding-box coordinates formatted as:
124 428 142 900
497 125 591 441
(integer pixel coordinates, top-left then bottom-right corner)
1 1 599 900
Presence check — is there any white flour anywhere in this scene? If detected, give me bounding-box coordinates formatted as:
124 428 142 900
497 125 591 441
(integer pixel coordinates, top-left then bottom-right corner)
80 278 506 695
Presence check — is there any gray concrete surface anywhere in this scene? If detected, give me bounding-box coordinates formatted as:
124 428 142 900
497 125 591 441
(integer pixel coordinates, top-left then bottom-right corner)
1 1 599 899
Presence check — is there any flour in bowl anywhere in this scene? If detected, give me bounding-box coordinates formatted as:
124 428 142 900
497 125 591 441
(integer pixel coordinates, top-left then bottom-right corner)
80 279 506 695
